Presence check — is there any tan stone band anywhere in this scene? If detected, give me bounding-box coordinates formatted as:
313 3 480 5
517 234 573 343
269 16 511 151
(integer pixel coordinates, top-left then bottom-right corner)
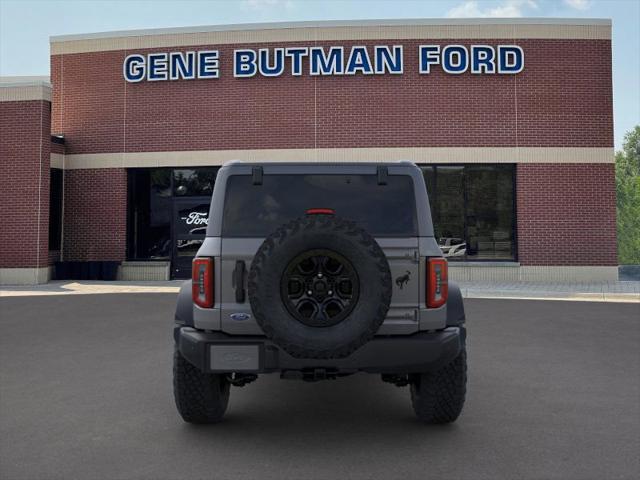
56 147 614 170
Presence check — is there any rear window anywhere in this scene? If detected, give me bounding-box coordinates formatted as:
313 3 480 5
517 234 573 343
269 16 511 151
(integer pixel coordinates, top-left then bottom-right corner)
222 174 417 237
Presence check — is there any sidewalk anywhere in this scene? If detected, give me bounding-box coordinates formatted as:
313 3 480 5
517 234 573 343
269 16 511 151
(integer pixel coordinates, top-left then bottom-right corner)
1 280 639 302
460 280 640 303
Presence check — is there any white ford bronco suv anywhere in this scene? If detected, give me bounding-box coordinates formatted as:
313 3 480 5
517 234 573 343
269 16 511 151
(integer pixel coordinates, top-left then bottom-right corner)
174 162 467 424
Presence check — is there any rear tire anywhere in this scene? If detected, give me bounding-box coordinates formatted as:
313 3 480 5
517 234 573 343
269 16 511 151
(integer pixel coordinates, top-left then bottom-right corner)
410 347 467 424
173 347 230 424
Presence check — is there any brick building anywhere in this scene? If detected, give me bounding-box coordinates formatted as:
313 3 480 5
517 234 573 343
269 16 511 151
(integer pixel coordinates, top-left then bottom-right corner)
0 18 617 284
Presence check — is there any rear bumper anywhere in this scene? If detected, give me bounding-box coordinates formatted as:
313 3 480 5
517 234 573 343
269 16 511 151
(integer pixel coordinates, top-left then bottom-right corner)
175 326 464 375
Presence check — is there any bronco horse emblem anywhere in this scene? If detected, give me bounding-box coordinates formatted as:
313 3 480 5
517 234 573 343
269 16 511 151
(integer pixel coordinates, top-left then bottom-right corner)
395 270 411 290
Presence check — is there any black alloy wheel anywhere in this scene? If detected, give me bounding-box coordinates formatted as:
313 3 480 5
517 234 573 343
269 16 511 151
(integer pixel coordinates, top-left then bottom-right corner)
281 249 360 327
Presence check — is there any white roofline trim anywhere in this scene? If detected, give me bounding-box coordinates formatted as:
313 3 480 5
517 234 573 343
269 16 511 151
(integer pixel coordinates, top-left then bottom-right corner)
0 76 51 88
0 84 52 102
50 17 611 43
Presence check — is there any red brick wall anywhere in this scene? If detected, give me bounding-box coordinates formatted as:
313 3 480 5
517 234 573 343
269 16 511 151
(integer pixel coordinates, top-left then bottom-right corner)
47 35 615 269
62 168 127 261
51 39 613 154
0 100 50 269
50 54 64 137
51 141 65 154
517 163 617 266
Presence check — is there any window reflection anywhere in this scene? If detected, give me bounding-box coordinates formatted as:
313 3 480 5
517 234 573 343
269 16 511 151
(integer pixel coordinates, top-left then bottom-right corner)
434 166 465 258
466 166 514 260
422 166 436 222
177 239 204 257
420 164 515 261
173 168 217 196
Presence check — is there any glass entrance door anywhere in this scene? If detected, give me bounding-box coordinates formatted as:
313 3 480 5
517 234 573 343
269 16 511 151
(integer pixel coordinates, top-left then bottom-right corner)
172 198 211 279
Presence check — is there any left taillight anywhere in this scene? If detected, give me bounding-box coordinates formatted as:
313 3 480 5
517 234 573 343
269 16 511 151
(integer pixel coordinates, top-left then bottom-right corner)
427 257 448 308
192 257 214 308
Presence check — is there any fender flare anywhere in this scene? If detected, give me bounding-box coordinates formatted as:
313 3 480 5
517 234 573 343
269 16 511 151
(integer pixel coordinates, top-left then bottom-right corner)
446 281 466 327
175 280 194 327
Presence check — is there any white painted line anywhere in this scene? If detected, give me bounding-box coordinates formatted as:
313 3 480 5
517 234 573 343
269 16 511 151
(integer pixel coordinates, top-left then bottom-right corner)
0 282 181 297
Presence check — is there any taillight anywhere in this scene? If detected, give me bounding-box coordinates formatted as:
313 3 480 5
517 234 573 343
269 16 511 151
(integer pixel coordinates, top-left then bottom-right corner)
192 257 214 308
427 258 448 308
305 208 335 215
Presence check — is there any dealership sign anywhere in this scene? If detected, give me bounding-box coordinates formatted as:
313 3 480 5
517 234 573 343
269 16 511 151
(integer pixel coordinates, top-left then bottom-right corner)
123 44 523 82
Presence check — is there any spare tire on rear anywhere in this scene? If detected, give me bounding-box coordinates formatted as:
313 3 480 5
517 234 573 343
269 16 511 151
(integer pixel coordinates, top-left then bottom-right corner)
248 214 392 359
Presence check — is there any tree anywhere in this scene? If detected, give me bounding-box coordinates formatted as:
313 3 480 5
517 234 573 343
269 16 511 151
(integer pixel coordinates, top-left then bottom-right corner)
615 126 640 265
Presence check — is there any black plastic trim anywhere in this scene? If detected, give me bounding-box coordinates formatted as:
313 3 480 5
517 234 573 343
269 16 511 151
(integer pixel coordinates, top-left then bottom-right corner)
446 281 466 327
175 326 463 374
377 165 388 185
252 166 263 185
233 260 246 303
174 280 194 326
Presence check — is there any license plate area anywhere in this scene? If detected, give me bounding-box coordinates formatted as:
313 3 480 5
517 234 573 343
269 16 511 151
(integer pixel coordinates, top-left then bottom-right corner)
209 344 261 372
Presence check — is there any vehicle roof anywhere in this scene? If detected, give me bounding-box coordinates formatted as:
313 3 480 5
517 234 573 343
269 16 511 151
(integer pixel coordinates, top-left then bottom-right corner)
222 160 417 168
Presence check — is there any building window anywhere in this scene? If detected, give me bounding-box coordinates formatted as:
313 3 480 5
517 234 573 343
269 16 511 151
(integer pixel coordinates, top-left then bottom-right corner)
127 167 219 260
419 164 516 261
48 168 63 251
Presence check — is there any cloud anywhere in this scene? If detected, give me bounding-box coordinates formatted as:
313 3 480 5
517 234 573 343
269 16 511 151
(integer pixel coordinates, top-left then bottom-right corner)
242 0 293 10
563 0 590 10
446 0 538 18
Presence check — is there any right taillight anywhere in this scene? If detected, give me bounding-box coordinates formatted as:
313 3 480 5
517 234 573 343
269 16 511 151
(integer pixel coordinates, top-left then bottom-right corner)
192 257 214 308
427 257 448 308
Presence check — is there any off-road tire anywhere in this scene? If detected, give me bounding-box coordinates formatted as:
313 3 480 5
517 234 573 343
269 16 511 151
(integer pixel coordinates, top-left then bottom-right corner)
173 347 230 424
410 347 467 424
248 214 392 359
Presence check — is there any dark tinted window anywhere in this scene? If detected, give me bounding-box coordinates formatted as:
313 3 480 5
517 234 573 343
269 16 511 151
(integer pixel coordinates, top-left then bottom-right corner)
465 165 514 260
418 164 515 261
222 174 417 237
127 168 172 259
48 168 63 250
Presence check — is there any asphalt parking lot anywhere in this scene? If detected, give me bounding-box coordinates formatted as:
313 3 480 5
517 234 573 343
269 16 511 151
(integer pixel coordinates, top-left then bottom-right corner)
1 294 638 480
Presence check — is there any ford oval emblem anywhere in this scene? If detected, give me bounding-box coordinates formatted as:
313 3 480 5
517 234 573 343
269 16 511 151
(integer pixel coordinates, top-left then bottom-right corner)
223 352 251 363
230 312 251 321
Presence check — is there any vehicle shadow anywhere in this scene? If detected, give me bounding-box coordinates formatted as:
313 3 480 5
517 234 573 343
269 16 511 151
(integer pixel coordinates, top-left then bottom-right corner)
173 373 465 456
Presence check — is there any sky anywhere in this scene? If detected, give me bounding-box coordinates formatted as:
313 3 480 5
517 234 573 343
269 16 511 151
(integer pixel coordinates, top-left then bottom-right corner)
1 0 638 149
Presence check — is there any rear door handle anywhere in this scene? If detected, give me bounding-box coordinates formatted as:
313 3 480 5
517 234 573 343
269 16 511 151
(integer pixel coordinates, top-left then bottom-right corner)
233 260 246 303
